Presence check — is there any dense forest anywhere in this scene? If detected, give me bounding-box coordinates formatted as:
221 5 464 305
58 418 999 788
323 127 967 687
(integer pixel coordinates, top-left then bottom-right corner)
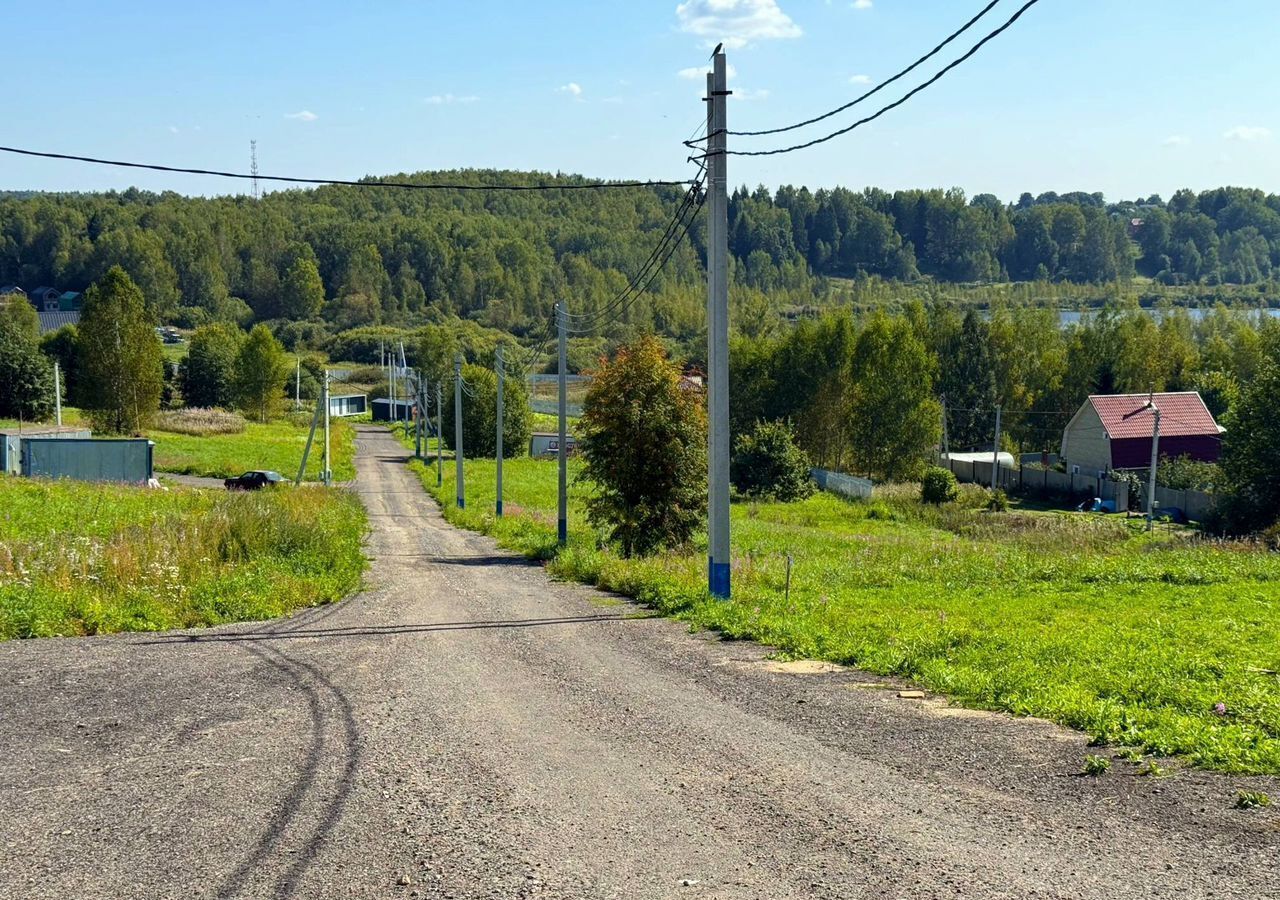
3 174 1280 351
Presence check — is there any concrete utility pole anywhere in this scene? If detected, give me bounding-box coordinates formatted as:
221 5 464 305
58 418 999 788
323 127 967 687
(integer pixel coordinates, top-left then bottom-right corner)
706 52 731 599
454 354 465 508
53 361 62 427
399 342 409 424
1146 404 1161 532
295 393 322 485
940 396 949 461
496 344 505 518
389 344 396 415
414 370 423 459
557 301 568 546
436 381 444 488
990 403 1002 491
322 370 332 487
295 357 301 410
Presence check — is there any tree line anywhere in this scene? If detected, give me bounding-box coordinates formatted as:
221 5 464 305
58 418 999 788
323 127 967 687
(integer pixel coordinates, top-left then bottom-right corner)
728 298 1280 532
2 267 294 432
731 185 1280 289
4 176 1280 352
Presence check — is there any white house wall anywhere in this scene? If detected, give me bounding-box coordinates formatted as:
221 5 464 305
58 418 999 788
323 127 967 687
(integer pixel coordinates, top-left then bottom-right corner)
1061 404 1111 474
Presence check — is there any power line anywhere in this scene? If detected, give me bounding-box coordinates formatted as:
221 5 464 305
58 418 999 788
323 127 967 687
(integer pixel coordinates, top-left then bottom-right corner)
704 0 1043 158
564 159 707 325
708 0 1005 139
564 180 707 335
0 145 695 192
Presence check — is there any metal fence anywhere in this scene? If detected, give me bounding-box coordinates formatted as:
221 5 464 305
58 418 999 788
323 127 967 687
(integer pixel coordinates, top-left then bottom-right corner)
21 438 154 484
810 468 874 500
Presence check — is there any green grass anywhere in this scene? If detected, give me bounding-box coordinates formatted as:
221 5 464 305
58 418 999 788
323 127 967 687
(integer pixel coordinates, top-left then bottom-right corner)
1235 790 1272 809
161 343 187 362
150 417 357 481
1083 755 1111 776
0 407 87 430
409 453 1280 776
0 475 367 639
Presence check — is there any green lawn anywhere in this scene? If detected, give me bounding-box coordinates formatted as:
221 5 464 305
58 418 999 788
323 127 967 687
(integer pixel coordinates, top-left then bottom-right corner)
0 475 366 639
2 409 355 482
149 418 357 482
411 453 1280 775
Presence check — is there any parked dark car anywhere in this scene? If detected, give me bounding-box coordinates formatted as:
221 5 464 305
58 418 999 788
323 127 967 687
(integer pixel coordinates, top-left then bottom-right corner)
224 470 285 491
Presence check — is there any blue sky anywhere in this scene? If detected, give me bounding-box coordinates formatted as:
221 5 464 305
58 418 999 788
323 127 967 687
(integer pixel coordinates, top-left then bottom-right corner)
5 0 1278 202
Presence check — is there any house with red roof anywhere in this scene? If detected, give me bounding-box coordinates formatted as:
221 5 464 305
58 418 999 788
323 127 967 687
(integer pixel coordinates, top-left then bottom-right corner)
1060 392 1224 474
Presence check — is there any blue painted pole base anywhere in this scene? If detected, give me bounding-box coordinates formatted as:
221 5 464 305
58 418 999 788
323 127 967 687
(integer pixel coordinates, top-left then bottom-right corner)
496 500 503 517
558 518 568 546
709 559 731 599
457 496 465 509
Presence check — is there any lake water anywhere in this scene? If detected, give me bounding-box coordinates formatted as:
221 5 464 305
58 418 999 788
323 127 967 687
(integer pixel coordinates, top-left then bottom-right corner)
1043 308 1280 327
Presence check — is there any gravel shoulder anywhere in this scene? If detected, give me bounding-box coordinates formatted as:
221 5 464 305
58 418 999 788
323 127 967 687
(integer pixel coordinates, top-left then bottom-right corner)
1 424 1276 899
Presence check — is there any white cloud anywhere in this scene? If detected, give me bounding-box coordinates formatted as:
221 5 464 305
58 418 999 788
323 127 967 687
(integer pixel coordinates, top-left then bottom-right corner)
601 96 624 104
676 0 802 49
1223 125 1271 142
852 0 873 8
849 73 872 85
557 82 583 97
284 110 318 122
424 94 479 105
167 125 179 134
1161 135 1189 147
677 62 738 80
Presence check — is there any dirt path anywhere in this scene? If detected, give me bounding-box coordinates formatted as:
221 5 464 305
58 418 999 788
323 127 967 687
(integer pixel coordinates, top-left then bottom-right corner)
1 425 1276 899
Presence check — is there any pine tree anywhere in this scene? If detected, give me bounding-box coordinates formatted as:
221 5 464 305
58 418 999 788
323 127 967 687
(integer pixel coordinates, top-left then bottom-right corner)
78 266 163 434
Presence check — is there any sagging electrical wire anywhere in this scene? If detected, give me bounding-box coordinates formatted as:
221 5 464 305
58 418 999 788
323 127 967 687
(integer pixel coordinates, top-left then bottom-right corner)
688 0 1005 142
0 145 695 192
563 173 707 334
695 0 1044 159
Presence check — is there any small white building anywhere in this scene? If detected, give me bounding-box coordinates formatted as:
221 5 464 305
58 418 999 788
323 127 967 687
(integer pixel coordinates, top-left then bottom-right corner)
529 432 577 458
328 394 367 417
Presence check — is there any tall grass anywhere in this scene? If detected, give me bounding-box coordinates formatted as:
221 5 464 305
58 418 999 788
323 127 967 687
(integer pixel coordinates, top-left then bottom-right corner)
0 476 366 639
153 407 247 436
150 418 357 481
411 454 1280 775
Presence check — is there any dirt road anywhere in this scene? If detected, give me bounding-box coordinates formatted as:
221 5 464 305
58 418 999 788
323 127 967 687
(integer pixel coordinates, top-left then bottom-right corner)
1 425 1276 899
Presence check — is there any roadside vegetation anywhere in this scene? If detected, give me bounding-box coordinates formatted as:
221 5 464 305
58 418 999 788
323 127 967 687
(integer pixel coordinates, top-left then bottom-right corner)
0 476 366 639
410 455 1280 776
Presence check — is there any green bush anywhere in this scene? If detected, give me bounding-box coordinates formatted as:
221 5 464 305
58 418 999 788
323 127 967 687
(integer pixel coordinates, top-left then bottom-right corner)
987 488 1009 512
579 336 706 557
731 420 814 502
442 363 532 459
921 466 959 504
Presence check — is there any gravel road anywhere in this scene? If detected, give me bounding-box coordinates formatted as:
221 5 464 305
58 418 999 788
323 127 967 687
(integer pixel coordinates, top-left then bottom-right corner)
1 425 1276 899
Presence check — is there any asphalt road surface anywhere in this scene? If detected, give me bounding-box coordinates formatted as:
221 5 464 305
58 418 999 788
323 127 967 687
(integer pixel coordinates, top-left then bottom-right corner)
2 425 1277 899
